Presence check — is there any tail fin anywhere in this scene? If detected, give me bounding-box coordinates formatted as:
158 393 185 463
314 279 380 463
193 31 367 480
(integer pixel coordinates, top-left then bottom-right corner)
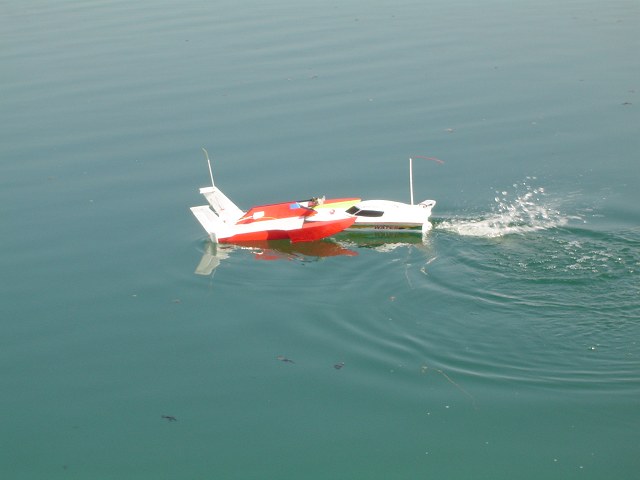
199 186 244 223
199 149 244 223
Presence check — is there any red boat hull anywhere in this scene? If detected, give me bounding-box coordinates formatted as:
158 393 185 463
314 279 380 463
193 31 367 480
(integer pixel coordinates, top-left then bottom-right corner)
288 217 356 243
219 216 356 244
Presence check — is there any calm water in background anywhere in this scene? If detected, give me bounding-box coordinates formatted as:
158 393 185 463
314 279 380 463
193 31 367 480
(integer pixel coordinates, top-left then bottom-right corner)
2 0 639 478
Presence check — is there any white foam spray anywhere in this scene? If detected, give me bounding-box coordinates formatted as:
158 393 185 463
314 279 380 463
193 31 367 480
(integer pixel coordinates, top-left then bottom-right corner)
437 179 569 238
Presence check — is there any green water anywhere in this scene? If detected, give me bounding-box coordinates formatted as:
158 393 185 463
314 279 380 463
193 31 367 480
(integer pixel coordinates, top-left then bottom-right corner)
2 1 639 478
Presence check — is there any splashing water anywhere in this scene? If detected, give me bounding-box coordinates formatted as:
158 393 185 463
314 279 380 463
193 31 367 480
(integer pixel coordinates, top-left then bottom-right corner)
437 180 570 238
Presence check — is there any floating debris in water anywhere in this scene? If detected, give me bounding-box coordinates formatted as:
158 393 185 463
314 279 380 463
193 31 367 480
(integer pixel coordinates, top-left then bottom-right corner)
276 355 295 364
161 415 177 422
334 362 345 370
420 363 477 409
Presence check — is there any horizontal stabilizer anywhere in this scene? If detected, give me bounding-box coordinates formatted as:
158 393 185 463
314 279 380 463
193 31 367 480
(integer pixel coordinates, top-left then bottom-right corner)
191 205 229 243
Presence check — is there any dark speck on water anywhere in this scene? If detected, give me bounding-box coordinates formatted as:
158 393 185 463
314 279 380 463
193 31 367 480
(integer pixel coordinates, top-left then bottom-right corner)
161 415 177 422
276 355 295 364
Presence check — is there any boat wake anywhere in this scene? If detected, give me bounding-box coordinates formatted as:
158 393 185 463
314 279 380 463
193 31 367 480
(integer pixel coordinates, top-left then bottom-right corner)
435 180 571 238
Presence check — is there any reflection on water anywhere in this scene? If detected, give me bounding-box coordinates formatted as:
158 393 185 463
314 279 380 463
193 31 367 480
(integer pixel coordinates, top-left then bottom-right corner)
194 230 436 276
194 239 358 276
335 229 430 251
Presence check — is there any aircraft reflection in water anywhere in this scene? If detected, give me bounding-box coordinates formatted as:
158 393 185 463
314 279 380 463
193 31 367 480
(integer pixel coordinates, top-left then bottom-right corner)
194 231 432 276
194 239 357 276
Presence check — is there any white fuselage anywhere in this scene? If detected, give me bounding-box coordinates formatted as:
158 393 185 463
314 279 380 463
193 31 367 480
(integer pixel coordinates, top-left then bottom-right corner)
346 199 436 232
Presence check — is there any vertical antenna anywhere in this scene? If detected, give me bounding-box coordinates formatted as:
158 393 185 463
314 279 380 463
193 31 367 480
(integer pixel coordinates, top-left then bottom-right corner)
409 157 414 205
202 148 214 187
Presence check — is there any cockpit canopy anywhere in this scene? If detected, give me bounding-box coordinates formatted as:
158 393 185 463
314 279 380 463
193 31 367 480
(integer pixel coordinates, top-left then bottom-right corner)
346 206 384 217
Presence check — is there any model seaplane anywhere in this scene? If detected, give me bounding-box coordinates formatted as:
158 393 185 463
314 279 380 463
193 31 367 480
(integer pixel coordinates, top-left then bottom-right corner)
190 150 359 244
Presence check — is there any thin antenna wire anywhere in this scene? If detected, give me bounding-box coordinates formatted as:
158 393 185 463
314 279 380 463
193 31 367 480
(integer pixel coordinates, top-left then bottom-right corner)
408 154 443 205
202 148 214 187
409 157 414 205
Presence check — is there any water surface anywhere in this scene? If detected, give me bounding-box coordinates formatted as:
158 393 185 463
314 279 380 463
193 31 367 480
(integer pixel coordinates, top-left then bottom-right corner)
2 1 639 478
